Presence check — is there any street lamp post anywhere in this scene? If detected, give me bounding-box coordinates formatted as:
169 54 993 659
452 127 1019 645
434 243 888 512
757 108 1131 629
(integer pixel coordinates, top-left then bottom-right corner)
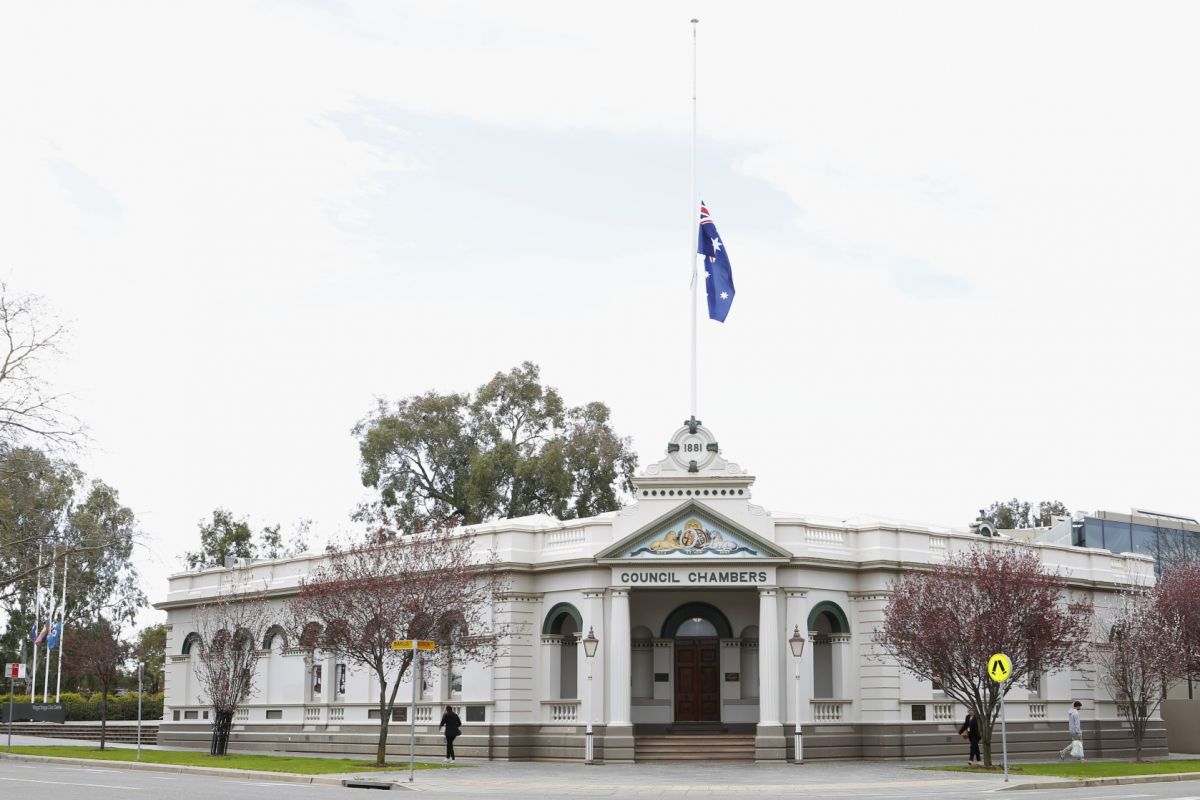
582 627 599 764
789 625 806 764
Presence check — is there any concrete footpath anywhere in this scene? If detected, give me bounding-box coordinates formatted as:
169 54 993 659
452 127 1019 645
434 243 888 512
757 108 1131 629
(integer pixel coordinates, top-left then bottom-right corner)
5 733 1200 796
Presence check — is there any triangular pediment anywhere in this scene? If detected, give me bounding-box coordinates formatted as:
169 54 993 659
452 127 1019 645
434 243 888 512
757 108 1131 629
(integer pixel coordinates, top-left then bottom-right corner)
598 501 790 560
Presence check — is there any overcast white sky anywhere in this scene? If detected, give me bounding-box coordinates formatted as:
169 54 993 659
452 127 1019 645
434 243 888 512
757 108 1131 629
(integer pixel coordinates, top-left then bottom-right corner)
5 2 1200 628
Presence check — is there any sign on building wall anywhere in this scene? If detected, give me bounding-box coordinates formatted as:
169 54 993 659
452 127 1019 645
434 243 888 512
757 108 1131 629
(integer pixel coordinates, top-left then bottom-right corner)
612 565 776 586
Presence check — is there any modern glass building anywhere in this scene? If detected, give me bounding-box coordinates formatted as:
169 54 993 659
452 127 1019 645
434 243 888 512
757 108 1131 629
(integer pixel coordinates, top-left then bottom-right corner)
1068 510 1200 569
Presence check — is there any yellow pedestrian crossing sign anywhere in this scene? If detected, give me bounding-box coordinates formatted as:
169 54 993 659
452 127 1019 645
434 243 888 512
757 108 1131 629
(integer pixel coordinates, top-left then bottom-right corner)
988 653 1012 683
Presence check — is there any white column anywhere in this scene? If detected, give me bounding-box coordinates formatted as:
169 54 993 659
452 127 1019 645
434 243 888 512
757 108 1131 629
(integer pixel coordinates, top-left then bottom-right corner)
785 590 809 727
758 586 781 725
608 587 631 726
541 636 563 703
583 590 605 723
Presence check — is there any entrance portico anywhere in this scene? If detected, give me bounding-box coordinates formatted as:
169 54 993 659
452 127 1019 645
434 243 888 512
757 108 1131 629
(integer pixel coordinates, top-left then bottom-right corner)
596 477 799 761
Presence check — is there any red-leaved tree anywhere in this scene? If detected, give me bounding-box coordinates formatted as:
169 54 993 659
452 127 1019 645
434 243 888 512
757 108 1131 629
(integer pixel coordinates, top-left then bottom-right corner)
71 616 129 750
876 546 1093 766
289 526 507 766
1093 587 1190 761
1157 562 1200 671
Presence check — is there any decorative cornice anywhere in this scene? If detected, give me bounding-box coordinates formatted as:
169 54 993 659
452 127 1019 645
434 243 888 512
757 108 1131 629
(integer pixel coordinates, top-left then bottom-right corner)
498 593 543 603
848 591 893 601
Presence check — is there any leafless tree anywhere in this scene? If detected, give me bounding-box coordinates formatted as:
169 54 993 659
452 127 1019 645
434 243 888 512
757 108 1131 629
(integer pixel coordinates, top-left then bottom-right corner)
1093 587 1191 761
290 526 507 766
192 579 274 755
0 284 81 449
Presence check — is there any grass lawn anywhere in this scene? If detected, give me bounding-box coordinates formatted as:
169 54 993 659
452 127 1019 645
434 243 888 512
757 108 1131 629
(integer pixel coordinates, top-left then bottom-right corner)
3 746 454 774
921 759 1200 779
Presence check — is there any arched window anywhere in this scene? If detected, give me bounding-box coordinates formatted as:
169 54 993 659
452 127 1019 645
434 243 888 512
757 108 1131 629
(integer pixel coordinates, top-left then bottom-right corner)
661 602 733 639
542 603 583 700
262 625 288 651
542 603 583 635
808 602 849 699
181 632 202 655
676 617 719 637
299 622 323 649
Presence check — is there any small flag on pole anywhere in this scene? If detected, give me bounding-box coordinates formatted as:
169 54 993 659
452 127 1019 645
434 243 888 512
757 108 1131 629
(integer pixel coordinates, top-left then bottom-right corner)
33 623 48 645
698 202 735 322
47 621 62 650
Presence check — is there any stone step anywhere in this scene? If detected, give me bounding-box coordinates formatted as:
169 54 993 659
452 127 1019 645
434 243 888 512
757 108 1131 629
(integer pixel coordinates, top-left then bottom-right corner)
636 736 755 744
6 723 159 744
634 733 756 763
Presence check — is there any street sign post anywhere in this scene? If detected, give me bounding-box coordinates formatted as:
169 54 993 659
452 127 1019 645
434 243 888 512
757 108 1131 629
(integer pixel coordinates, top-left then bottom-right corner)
5 662 26 751
989 653 1011 781
390 640 437 782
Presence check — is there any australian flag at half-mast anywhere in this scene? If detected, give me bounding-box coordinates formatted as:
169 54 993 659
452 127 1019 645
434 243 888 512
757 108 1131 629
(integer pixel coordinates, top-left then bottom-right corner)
698 202 735 322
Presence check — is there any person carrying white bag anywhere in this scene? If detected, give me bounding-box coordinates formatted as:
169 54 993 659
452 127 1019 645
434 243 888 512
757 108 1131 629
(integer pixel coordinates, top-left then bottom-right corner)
1058 701 1085 761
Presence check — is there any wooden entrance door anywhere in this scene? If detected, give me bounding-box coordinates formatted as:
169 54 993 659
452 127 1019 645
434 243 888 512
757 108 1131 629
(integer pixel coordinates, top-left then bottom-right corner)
674 638 721 722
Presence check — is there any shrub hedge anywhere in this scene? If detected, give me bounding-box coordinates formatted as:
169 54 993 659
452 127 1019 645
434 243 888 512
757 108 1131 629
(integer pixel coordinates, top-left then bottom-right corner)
0 692 165 721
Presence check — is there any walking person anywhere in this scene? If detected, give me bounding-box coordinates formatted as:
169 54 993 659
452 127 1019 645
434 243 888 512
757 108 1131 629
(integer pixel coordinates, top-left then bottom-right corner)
1058 701 1084 760
439 705 462 763
959 708 982 766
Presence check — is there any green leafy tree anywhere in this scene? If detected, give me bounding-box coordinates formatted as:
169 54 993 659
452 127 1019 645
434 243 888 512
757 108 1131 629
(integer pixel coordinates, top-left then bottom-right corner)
354 362 637 532
183 510 308 569
0 447 144 659
134 622 167 694
259 519 310 560
981 498 1070 529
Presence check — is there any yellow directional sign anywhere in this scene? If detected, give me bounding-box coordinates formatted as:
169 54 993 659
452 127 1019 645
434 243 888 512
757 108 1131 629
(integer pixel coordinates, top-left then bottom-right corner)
988 653 1012 683
390 640 437 651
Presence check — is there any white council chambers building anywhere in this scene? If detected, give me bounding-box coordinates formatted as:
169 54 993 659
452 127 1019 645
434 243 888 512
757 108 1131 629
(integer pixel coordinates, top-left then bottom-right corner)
157 420 1163 762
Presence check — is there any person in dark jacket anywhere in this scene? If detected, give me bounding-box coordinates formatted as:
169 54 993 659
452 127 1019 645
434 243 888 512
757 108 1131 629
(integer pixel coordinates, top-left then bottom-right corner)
959 708 982 766
438 705 462 763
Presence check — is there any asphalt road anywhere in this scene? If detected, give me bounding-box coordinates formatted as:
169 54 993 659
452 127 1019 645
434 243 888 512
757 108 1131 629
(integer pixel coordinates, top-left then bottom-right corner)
5 750 1200 799
0 760 351 800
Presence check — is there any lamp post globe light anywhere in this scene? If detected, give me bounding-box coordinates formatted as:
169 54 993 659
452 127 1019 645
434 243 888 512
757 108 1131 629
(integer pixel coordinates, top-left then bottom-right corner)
582 627 599 764
789 625 806 764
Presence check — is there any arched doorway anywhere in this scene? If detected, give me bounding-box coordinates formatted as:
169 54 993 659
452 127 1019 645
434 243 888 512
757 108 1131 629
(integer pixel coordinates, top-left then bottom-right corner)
662 603 731 723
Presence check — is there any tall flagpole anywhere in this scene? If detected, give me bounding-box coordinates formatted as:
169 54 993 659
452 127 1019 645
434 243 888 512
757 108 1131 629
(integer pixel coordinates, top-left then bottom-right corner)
689 18 699 419
31 544 43 698
43 552 56 702
55 555 67 703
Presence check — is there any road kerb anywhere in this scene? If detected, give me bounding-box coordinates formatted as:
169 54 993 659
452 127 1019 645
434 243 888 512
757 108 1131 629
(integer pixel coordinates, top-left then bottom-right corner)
1004 771 1200 790
0 751 383 787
